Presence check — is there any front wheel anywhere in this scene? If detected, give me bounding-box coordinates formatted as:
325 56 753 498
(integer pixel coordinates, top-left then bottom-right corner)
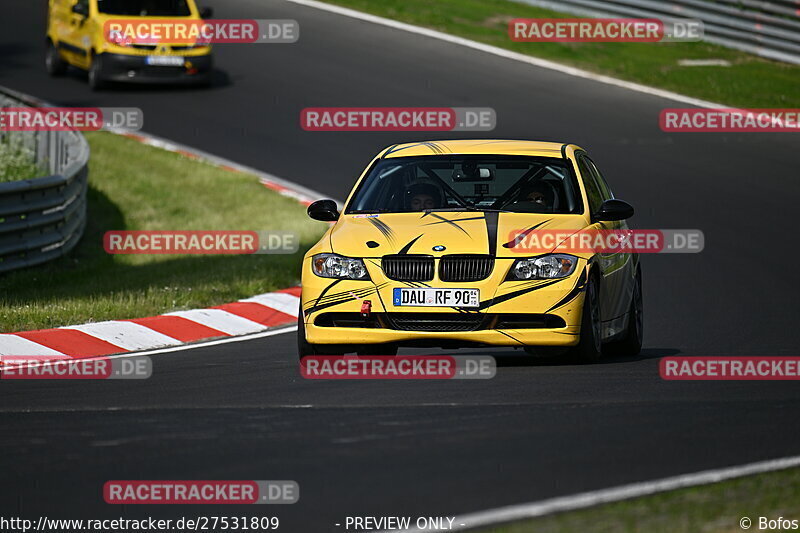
45 40 67 76
569 274 602 363
297 313 353 359
88 54 107 91
297 313 322 359
605 268 643 357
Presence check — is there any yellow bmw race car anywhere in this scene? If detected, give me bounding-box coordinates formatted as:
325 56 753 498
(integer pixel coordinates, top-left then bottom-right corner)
299 140 642 362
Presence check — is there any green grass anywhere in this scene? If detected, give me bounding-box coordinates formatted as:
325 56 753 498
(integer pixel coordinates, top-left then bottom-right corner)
318 0 800 108
482 467 800 533
0 136 43 182
0 131 327 332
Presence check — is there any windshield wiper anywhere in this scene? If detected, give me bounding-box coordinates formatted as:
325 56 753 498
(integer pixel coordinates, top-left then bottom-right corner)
425 207 511 213
425 206 478 212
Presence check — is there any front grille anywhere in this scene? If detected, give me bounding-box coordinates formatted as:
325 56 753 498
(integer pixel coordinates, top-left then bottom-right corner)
382 255 434 282
131 44 158 50
385 313 487 332
439 255 494 282
315 313 383 328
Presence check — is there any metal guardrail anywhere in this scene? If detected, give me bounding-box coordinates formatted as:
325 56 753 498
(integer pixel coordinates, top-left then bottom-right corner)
0 87 90 273
516 0 800 65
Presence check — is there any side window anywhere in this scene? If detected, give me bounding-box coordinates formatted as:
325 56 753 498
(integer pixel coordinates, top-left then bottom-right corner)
73 0 89 15
585 157 613 200
576 154 603 214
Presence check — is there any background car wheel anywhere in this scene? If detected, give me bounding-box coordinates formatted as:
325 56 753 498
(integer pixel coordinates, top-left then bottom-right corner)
569 273 603 363
88 54 107 91
45 40 67 76
604 267 643 357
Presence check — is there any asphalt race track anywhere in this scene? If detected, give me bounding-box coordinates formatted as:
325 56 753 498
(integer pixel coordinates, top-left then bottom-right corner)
1 0 799 530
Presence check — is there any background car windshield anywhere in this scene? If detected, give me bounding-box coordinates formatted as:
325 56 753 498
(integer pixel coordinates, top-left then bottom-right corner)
96 0 191 16
347 155 582 214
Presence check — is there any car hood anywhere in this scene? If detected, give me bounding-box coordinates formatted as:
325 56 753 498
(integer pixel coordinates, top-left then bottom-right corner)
329 212 587 258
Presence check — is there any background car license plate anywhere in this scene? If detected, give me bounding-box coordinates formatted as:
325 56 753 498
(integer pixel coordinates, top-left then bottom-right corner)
393 288 479 308
146 56 184 66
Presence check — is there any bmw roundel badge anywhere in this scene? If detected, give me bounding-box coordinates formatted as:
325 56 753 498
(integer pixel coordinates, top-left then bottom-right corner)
433 245 446 252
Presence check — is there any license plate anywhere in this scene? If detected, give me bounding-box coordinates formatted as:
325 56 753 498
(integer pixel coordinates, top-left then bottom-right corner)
393 288 479 308
146 56 184 66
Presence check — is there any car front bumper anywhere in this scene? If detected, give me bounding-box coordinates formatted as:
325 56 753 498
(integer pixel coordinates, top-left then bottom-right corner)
301 261 588 347
304 323 581 347
98 53 213 84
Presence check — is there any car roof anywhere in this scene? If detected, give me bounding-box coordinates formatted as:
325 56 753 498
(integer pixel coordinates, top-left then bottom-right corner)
381 140 575 158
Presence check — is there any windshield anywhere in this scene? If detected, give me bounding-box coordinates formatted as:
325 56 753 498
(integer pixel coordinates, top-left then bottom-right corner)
346 155 582 214
96 0 192 16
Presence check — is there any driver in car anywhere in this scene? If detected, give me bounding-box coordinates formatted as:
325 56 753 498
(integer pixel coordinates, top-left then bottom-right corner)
512 180 557 212
406 182 444 211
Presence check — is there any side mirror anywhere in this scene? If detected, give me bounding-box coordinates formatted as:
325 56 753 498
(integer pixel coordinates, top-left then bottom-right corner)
199 7 214 18
308 199 339 222
72 3 88 16
594 199 634 222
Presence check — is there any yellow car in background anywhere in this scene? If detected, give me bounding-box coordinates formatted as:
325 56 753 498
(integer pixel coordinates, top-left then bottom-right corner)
46 0 214 89
299 140 643 363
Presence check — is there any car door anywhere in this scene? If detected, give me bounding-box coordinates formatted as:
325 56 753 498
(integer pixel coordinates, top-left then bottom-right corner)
60 0 92 69
583 155 635 334
49 0 75 62
575 152 626 334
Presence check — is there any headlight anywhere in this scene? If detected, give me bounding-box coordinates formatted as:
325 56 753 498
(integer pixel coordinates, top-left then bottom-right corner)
312 254 370 280
507 254 577 280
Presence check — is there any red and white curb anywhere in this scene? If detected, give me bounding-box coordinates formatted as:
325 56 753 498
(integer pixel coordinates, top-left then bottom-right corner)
0 86 336 363
0 287 300 362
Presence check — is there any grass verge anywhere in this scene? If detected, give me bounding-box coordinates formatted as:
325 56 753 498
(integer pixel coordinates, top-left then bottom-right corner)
0 136 43 182
0 131 327 332
480 467 800 533
317 0 799 108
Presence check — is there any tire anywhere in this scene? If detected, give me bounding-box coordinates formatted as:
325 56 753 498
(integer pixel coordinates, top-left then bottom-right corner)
45 40 67 76
569 273 603 363
297 312 352 359
605 267 643 357
88 54 107 91
297 312 321 359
